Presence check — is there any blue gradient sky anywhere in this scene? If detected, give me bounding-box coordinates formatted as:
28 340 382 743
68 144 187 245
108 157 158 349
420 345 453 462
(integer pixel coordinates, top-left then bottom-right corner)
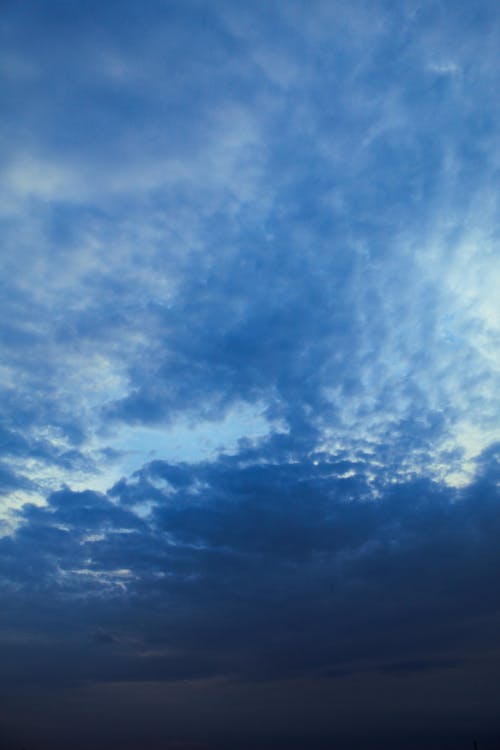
1 2 499 749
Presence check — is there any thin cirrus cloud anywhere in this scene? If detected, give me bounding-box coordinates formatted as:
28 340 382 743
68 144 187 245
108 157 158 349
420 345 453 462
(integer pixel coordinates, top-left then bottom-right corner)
0 1 499 748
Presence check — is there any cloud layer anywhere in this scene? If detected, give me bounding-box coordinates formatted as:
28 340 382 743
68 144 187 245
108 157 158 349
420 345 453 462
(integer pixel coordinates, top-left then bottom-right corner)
1 1 499 748
1 443 500 748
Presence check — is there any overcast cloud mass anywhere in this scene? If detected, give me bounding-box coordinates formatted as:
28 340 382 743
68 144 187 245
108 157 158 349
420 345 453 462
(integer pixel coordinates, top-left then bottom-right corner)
1 1 499 748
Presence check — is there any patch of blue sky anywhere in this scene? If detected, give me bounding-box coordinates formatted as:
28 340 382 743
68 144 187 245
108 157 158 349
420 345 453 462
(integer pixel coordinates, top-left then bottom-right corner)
104 402 287 476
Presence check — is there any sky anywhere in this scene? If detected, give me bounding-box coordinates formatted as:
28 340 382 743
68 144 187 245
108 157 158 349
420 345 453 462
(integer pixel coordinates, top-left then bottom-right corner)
0 1 500 748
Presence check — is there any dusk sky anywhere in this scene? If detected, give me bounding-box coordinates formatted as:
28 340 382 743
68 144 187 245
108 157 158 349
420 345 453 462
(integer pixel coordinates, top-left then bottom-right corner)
1 1 500 749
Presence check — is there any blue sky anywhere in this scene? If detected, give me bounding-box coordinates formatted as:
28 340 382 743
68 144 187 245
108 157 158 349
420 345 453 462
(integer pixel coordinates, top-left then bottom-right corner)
1 2 500 749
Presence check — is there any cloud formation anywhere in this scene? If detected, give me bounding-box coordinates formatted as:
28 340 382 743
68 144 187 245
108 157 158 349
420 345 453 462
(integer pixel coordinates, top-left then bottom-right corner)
1 443 500 747
1 1 499 748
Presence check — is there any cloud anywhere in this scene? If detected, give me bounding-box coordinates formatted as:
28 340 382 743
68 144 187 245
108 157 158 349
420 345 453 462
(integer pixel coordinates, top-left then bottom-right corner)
1 444 499 669
1 1 500 747
1 0 499 511
0 442 499 746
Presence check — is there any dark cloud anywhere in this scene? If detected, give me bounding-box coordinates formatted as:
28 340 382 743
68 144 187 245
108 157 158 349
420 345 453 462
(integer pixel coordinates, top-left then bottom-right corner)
0 445 499 746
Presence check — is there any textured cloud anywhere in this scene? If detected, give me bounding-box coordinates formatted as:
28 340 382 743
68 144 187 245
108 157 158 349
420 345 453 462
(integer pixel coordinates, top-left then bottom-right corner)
1 444 499 747
1 1 500 748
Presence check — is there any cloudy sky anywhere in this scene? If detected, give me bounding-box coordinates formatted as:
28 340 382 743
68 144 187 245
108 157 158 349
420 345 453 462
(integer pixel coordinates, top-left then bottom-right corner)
1 1 500 748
